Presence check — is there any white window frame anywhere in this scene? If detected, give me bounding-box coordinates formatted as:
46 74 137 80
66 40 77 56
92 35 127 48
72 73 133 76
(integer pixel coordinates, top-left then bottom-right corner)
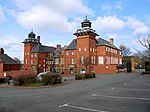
79 48 81 52
81 55 84 64
98 56 104 64
71 58 74 64
84 47 86 52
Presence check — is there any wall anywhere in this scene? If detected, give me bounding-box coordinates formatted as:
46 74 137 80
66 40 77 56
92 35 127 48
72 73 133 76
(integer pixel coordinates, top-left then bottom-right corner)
94 64 117 74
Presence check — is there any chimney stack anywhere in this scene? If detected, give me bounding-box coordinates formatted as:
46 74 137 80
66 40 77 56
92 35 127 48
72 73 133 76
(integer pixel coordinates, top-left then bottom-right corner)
110 38 114 45
37 36 40 43
56 44 61 50
0 48 4 54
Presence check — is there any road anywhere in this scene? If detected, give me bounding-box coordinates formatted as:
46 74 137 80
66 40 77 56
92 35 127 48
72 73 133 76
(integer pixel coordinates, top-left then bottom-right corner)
0 73 150 112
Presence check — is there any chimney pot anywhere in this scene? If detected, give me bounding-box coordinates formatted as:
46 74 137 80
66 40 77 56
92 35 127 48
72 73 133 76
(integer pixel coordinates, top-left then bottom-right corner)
0 48 4 54
110 38 114 45
37 36 40 43
56 44 61 50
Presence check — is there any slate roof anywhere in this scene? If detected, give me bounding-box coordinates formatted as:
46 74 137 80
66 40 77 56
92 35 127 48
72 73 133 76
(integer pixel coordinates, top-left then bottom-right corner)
31 44 56 53
96 38 119 49
65 39 77 50
0 54 19 64
46 48 64 60
65 38 119 50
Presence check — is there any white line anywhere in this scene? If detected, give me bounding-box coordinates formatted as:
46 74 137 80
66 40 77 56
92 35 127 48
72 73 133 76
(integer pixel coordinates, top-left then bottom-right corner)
112 87 150 91
91 94 150 101
59 103 109 112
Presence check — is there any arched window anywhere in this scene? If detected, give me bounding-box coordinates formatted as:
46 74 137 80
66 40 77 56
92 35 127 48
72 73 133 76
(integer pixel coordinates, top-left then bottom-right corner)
81 55 84 64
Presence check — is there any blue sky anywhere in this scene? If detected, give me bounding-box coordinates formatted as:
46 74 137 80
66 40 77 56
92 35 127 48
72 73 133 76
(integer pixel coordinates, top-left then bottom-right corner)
0 0 150 61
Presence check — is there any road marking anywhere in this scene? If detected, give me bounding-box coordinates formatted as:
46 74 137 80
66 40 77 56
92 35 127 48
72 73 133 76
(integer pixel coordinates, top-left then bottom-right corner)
123 83 127 85
91 94 150 101
110 87 150 91
59 103 109 112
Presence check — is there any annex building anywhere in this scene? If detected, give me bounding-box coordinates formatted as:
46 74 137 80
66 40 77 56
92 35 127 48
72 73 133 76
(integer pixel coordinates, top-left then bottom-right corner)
23 18 122 74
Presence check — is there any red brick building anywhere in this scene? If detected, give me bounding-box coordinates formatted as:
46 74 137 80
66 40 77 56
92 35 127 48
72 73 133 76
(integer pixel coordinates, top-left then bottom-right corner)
61 17 122 74
22 31 56 73
23 18 122 75
0 48 20 77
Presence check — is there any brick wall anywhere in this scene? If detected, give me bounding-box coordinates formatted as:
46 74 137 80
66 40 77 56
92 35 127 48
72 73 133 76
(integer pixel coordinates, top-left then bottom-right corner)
5 70 36 78
94 64 117 74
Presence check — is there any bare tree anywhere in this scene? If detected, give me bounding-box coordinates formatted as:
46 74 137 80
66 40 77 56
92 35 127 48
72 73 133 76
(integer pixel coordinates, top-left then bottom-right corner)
79 56 92 73
14 57 21 64
136 32 150 62
119 44 132 56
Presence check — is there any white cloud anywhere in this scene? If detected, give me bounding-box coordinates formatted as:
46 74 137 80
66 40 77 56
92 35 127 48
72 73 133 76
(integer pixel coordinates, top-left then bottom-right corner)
12 0 92 32
107 33 131 39
93 16 125 33
0 6 6 22
125 17 148 35
101 1 123 14
101 2 112 11
36 0 92 16
0 35 23 60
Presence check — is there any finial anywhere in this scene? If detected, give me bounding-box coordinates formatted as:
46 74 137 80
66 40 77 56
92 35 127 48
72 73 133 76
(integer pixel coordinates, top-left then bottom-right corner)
85 15 87 20
31 29 33 32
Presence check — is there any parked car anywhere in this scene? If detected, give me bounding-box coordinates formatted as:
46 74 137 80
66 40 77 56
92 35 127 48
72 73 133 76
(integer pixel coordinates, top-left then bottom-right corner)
37 72 47 80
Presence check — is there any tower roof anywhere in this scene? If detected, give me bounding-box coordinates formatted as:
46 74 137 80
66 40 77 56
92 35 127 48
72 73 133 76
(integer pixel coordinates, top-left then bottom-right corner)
22 30 38 44
81 16 92 28
73 17 99 36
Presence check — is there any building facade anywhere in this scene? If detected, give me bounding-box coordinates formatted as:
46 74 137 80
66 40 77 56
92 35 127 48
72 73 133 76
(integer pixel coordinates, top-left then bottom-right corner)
62 17 122 74
23 18 122 74
0 48 20 77
23 31 56 73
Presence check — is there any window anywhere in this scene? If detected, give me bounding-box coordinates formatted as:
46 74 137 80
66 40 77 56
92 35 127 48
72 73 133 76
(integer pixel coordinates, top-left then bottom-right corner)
62 58 65 64
31 54 33 57
90 48 92 51
72 52 75 55
71 58 74 64
35 54 37 57
25 58 28 64
79 48 81 52
25 53 26 55
28 52 29 55
66 52 69 55
119 58 122 64
31 60 33 65
55 58 59 64
81 55 84 64
91 56 93 64
120 51 122 55
98 56 104 64
93 48 95 52
84 47 86 52
106 56 110 64
106 47 108 52
93 56 96 64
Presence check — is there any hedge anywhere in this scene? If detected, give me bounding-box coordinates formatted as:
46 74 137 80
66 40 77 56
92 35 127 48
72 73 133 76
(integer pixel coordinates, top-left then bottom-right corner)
142 71 150 74
0 77 9 84
41 73 62 85
75 73 96 80
13 75 37 86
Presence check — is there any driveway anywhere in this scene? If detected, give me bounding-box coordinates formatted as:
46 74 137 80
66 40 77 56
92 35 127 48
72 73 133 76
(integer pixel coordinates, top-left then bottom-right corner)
0 73 150 112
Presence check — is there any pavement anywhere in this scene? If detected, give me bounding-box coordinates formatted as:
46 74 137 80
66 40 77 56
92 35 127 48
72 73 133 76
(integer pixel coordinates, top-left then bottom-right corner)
0 73 150 112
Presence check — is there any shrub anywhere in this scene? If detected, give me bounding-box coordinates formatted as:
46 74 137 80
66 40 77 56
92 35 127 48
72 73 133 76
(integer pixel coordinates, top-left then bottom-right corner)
142 71 150 74
75 74 83 80
90 72 96 78
13 75 37 86
0 107 13 112
83 73 91 79
0 77 9 84
41 73 62 85
75 73 96 80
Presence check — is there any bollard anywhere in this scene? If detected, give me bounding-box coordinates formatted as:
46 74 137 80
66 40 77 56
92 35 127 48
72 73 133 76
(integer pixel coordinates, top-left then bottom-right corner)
64 77 66 82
